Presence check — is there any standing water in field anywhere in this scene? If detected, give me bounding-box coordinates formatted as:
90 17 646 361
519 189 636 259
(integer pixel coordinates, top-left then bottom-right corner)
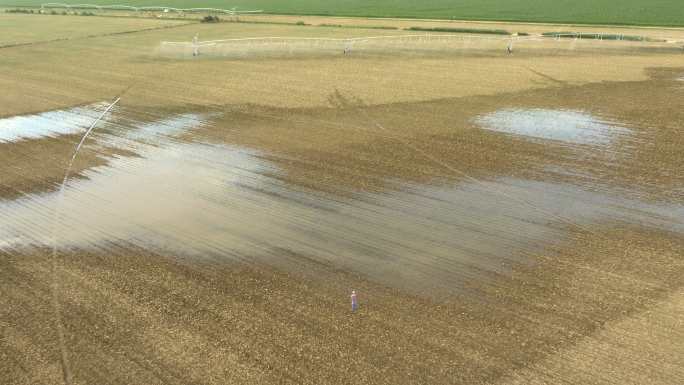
0 103 109 143
475 109 630 145
0 106 682 295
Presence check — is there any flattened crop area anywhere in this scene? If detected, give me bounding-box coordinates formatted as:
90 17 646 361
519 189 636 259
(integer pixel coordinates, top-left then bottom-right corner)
1 14 683 385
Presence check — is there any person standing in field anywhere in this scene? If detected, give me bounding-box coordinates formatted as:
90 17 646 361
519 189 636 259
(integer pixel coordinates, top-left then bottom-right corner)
351 290 358 312
192 34 199 57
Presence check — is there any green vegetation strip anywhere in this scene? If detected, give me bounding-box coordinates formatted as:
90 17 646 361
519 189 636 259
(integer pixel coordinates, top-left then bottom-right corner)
406 26 510 35
318 23 398 30
2 1 683 26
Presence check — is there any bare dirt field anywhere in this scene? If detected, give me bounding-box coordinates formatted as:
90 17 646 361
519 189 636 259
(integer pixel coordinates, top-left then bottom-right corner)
1 12 683 385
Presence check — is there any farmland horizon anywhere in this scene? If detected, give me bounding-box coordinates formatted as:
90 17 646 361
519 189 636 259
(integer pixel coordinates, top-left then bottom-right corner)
2 0 684 27
2 3 683 385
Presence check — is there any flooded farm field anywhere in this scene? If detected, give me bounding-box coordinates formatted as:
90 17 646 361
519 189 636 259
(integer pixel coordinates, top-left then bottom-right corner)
474 109 630 145
2 69 683 385
1 102 683 296
1 14 683 385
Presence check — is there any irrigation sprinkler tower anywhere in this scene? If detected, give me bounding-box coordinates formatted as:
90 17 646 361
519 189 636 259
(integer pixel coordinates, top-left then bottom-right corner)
160 31 682 60
344 40 353 55
192 34 199 56
40 3 263 18
506 33 520 54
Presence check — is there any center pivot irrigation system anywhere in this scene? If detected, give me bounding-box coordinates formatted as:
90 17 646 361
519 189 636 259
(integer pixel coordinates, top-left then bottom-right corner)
162 33 543 56
160 32 684 59
40 3 263 15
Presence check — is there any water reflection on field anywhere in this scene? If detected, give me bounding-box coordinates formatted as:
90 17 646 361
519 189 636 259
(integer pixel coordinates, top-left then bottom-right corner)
475 109 630 145
0 103 106 143
1 106 682 295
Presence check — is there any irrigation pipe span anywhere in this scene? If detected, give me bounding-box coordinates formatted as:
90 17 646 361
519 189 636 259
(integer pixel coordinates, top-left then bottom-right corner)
41 3 263 14
50 95 122 385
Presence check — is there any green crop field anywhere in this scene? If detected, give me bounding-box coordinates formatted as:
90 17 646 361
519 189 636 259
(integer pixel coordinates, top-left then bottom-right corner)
2 0 684 26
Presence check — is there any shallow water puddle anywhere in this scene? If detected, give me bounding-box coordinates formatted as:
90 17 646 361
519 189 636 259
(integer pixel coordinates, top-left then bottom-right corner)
475 109 630 145
0 103 109 143
95 113 209 151
0 108 682 294
0 103 210 148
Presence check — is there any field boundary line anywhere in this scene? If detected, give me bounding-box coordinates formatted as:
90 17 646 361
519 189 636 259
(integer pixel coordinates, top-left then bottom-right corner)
39 3 263 14
0 20 196 50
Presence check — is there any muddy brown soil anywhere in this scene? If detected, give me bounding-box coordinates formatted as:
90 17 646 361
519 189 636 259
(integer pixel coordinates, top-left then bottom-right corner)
0 134 136 199
2 15 683 385
195 67 684 202
2 225 682 385
199 102 553 195
3 68 680 202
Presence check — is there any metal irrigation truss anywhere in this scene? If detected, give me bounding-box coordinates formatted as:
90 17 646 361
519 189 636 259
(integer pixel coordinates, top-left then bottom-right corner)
40 3 263 14
159 34 540 58
158 32 683 58
162 33 543 49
